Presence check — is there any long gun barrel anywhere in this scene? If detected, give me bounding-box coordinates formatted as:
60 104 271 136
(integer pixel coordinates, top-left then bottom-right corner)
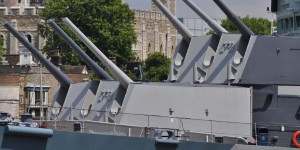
183 0 228 36
48 19 113 80
62 18 133 89
3 21 73 89
152 0 193 43
213 0 254 38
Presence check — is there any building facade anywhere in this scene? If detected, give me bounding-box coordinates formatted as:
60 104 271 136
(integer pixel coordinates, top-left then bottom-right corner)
133 0 177 60
271 0 300 35
0 0 177 61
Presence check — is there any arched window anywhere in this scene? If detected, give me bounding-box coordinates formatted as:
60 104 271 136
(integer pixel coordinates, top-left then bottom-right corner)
171 45 175 56
0 35 3 50
147 43 151 53
25 35 32 43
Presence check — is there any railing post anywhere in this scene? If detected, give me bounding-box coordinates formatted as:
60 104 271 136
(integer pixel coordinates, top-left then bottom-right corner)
82 108 85 133
147 114 150 138
254 123 257 146
210 120 213 142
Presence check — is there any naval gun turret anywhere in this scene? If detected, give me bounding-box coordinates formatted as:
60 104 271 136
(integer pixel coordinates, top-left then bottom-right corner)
153 0 225 83
47 19 117 120
56 18 254 139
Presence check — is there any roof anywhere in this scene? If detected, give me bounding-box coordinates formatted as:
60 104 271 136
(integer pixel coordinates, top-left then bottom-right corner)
60 66 89 74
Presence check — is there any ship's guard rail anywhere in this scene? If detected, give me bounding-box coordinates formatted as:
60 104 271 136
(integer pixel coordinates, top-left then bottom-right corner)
19 105 300 146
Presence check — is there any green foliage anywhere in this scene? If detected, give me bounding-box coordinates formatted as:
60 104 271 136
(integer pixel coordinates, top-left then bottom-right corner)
38 0 137 67
221 16 271 35
143 52 171 82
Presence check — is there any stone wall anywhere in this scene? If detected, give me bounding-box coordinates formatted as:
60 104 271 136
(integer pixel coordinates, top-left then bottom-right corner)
133 0 177 60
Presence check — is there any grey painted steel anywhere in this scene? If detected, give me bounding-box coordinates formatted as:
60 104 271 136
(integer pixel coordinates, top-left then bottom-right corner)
119 83 252 137
213 0 254 39
205 34 242 83
47 19 113 80
86 81 124 121
62 18 132 89
57 81 99 120
0 125 297 150
5 126 53 138
2 21 73 89
183 0 228 36
152 0 193 43
172 35 219 83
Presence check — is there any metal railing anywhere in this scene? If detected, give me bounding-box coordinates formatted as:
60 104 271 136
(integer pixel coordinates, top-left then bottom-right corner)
19 104 300 147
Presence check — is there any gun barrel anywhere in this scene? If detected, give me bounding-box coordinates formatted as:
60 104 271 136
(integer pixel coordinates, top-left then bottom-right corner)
213 0 254 38
62 18 133 89
183 0 228 36
48 19 113 80
152 0 193 43
3 21 73 89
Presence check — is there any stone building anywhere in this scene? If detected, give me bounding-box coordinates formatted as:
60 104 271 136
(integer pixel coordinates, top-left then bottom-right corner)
0 65 90 119
0 0 177 60
133 0 177 60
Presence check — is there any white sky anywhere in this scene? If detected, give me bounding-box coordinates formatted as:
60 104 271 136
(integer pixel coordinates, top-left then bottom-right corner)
123 0 273 20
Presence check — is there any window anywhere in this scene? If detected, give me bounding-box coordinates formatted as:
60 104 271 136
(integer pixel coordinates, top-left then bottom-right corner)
26 35 32 43
35 91 45 105
147 43 151 53
0 35 3 50
18 0 21 3
296 16 300 28
290 17 294 31
285 18 289 32
0 0 3 4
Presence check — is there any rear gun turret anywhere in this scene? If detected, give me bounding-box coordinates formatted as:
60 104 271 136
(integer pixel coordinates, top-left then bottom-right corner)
213 0 254 39
183 0 228 36
62 18 133 89
152 0 193 44
3 21 73 89
48 19 113 80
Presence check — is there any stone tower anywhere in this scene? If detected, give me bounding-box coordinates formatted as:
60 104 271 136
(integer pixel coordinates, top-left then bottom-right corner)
133 0 177 60
151 0 176 15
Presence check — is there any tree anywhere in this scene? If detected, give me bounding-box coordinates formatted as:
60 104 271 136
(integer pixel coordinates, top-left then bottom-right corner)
221 16 271 35
143 52 171 82
38 0 136 67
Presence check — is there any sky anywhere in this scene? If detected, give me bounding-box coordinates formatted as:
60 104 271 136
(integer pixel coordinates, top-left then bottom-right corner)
123 0 273 20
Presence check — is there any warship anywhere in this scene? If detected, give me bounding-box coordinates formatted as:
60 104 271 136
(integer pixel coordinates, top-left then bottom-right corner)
0 0 300 149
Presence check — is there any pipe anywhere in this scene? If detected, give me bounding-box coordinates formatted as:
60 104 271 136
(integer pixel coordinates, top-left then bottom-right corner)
3 21 73 89
48 19 113 80
183 0 228 36
213 0 254 39
62 18 133 89
152 0 193 43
